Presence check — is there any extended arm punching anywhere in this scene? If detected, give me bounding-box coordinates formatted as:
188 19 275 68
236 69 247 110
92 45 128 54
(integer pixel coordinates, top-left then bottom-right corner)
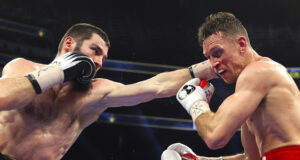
97 60 217 108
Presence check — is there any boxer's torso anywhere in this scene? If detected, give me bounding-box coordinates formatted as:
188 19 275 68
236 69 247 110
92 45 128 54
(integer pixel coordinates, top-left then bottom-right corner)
245 59 300 155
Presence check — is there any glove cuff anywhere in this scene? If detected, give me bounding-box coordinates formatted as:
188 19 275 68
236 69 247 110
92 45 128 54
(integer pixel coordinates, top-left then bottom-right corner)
190 101 211 122
26 64 64 94
177 90 207 115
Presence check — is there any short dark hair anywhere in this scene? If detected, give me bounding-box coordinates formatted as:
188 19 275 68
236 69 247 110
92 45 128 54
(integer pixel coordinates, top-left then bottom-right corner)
198 12 250 46
57 23 110 53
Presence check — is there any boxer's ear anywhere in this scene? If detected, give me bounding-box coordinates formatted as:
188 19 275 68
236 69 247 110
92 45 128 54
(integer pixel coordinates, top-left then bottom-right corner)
63 36 76 53
237 36 247 55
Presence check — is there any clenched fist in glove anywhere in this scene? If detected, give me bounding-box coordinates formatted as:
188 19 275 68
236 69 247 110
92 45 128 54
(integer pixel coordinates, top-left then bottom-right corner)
161 143 198 160
26 52 96 94
176 78 214 121
51 51 96 84
161 143 223 160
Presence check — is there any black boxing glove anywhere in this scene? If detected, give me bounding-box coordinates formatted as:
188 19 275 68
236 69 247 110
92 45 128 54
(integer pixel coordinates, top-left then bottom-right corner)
52 52 96 83
26 52 96 94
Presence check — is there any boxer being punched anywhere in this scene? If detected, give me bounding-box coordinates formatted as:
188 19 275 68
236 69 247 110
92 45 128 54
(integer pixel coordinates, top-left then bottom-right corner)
0 23 217 160
163 12 300 160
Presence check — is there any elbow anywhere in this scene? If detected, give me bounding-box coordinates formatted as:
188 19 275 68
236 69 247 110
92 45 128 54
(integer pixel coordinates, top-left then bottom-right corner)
202 132 229 150
195 118 229 150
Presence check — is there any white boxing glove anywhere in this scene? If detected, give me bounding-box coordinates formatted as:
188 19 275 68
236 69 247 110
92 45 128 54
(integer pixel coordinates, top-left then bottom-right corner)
167 143 196 156
176 78 214 118
163 143 198 160
163 143 223 160
161 149 181 160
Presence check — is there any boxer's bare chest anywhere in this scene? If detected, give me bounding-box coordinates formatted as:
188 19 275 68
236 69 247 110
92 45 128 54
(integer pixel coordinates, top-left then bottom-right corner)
0 85 86 158
23 85 82 127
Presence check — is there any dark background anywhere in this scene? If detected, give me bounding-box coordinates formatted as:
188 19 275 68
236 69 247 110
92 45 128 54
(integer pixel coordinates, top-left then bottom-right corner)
0 0 300 159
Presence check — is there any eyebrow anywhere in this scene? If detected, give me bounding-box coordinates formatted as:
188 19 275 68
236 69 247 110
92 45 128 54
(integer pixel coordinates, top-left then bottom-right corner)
92 43 108 60
92 43 102 53
211 47 220 54
204 46 219 58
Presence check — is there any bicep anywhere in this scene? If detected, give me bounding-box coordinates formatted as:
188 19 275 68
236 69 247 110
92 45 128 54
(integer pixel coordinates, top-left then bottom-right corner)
218 88 265 125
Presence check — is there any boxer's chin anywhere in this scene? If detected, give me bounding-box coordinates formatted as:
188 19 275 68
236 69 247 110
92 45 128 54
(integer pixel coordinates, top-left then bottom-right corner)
71 80 93 92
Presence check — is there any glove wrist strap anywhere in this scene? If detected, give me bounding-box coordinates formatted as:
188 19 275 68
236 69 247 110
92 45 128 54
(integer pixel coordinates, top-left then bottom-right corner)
188 66 196 78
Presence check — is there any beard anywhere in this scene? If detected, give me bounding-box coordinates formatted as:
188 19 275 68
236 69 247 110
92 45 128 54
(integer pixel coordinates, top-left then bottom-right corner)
71 80 93 92
70 45 94 92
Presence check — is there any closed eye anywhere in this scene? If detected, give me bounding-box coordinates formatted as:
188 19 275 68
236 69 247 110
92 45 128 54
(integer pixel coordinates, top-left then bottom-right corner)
92 47 101 55
91 45 107 61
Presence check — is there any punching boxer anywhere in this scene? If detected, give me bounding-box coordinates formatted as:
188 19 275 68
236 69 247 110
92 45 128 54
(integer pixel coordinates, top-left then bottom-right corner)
0 23 217 160
163 12 300 160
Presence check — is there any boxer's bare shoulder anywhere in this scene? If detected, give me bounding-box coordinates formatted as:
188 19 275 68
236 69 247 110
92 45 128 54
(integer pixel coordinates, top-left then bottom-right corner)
237 58 288 88
2 58 43 77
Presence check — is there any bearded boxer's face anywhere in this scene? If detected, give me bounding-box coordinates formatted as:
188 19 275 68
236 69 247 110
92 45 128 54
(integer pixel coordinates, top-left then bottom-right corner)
71 33 109 92
74 33 109 72
203 32 246 84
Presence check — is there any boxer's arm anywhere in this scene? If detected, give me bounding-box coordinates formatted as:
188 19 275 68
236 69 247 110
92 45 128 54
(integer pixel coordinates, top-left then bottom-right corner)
0 58 36 110
101 68 192 108
101 60 216 108
193 62 273 149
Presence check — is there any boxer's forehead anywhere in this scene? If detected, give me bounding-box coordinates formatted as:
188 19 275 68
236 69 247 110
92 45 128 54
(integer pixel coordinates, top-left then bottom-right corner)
91 33 108 52
203 32 224 57
84 33 109 58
